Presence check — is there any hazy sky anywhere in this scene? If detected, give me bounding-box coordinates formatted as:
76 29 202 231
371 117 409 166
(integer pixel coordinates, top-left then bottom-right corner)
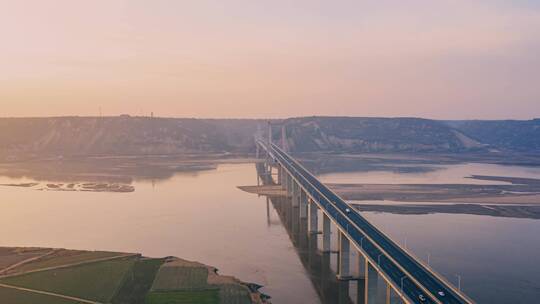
1 0 539 119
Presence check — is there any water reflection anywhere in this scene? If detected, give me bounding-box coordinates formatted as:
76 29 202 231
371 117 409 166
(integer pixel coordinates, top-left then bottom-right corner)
2 159 539 303
0 163 322 303
257 161 540 304
257 162 355 304
267 195 354 304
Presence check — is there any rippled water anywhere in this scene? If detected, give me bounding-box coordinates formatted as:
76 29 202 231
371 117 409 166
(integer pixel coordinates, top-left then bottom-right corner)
1 162 540 303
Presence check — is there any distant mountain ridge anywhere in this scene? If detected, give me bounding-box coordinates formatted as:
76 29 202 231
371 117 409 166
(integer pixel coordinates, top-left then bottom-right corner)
279 117 485 153
0 116 538 160
444 119 540 152
0 117 262 159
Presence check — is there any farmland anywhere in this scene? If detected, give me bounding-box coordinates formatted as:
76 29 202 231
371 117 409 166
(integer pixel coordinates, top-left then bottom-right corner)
0 286 80 304
0 247 264 304
0 256 136 302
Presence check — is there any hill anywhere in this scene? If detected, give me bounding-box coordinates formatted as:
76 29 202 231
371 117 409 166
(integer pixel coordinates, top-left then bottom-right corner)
1 116 539 160
279 117 484 152
444 119 540 152
0 117 263 159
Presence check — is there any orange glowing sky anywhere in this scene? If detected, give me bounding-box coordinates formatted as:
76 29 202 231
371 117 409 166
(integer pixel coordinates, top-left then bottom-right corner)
1 0 539 119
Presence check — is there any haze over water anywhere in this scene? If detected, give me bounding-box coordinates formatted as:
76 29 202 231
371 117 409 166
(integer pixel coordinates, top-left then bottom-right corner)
1 162 540 303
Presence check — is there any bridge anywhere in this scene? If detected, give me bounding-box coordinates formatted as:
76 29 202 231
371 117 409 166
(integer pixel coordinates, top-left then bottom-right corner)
255 136 474 304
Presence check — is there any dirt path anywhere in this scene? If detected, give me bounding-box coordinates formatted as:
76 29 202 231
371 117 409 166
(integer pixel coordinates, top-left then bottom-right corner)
0 283 102 304
0 253 139 279
0 249 59 275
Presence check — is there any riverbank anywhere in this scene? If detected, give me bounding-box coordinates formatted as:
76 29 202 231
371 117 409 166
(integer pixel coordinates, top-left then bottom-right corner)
329 175 540 204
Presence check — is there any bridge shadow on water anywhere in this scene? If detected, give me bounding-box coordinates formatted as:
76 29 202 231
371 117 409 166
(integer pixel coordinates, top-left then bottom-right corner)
257 162 356 304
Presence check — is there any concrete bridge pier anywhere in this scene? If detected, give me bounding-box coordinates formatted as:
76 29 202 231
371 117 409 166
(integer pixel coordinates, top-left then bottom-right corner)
386 284 400 304
322 213 331 252
291 196 300 235
320 250 332 298
299 216 309 249
285 173 291 195
338 280 351 304
366 261 379 304
357 253 367 304
309 199 318 233
300 189 308 219
292 181 299 207
337 232 351 280
376 279 392 304
288 175 293 196
308 230 318 271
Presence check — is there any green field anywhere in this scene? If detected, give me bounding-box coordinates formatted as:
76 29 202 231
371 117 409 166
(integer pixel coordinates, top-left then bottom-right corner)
0 286 80 304
0 257 136 302
1 251 256 304
13 251 125 273
150 262 253 304
151 265 209 291
111 258 165 304
219 284 252 304
146 290 220 304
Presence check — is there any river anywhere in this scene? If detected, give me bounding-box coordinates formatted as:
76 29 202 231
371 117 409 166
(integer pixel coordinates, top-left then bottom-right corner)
1 162 539 303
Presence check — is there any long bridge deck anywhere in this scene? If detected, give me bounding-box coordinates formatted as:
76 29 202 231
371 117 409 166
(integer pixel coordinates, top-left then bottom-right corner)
257 139 474 304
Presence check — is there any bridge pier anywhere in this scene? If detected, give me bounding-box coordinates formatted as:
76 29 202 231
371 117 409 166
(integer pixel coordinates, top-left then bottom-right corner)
356 253 367 304
309 199 318 233
386 284 400 304
337 232 351 280
376 279 391 304
300 189 308 219
289 176 294 197
322 213 331 252
366 261 379 304
291 197 299 235
286 173 291 195
292 181 299 207
338 280 351 304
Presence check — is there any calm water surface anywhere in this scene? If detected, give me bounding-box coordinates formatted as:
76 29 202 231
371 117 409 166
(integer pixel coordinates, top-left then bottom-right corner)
320 162 540 304
1 162 540 303
318 162 540 185
0 164 319 303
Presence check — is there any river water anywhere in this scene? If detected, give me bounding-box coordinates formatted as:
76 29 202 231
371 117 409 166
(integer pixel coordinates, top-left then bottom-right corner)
1 162 539 303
